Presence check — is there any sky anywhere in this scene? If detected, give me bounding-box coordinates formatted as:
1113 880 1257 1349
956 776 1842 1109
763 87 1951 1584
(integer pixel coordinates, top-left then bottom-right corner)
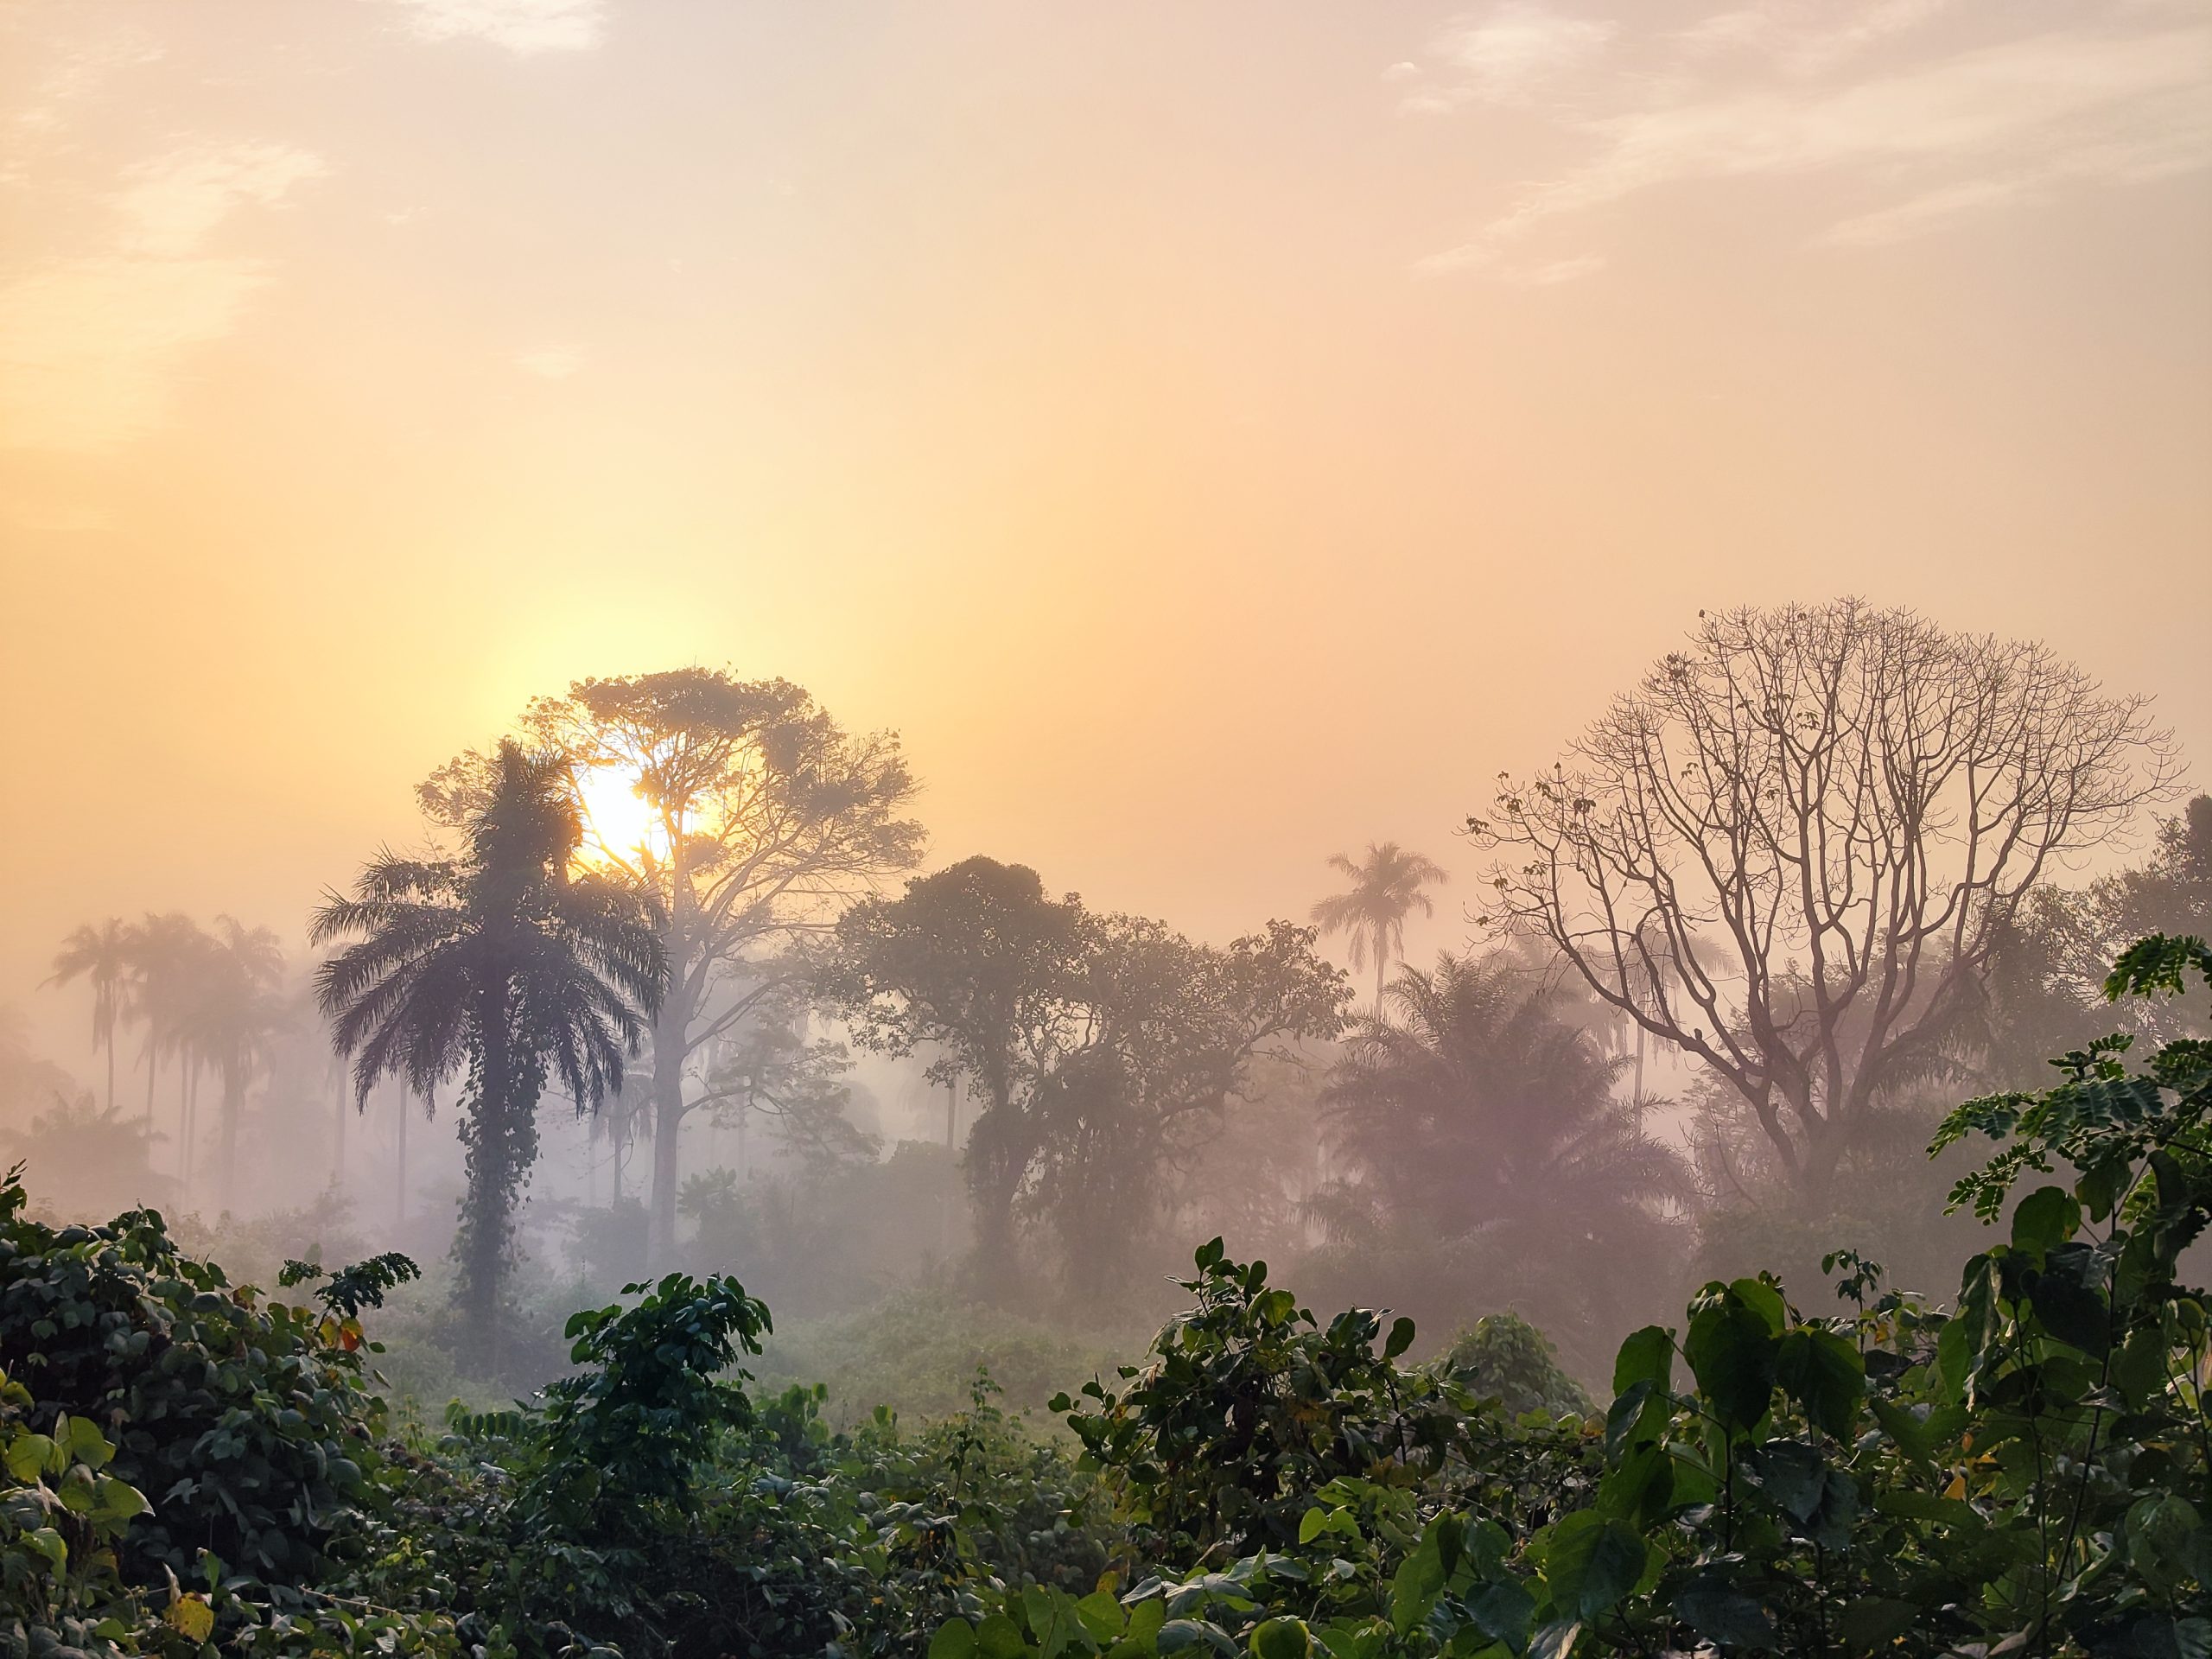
3 0 2209 1072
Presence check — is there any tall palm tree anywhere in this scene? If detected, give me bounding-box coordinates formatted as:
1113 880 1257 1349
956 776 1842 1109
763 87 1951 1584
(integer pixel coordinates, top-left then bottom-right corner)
128 912 211 1167
311 741 664 1343
192 917 285 1205
48 918 132 1112
1319 951 1691 1364
1309 842 1449 1010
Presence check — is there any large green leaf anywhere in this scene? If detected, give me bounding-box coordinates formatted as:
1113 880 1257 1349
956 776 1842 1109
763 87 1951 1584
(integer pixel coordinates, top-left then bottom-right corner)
1541 1511 1646 1622
1776 1326 1864 1439
1685 1290 1778 1432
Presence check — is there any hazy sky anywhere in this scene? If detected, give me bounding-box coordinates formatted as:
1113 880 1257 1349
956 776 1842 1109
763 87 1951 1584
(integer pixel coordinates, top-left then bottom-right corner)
3 0 2209 1067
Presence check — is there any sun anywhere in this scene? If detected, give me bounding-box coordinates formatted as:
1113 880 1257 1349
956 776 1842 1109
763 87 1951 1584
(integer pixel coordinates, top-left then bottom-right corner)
575 763 664 866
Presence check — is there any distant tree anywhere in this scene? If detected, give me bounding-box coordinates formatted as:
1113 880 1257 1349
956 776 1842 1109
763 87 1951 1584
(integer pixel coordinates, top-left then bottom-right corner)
817 857 1089 1277
1310 842 1449 1011
1977 792 2212 1084
312 741 665 1345
1319 955 1690 1356
47 918 133 1114
423 669 923 1268
126 912 210 1154
822 856 1347 1299
1471 601 2177 1205
188 917 285 1205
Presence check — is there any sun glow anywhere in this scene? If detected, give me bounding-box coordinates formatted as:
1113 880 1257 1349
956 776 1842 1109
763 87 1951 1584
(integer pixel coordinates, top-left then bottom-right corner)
575 763 665 867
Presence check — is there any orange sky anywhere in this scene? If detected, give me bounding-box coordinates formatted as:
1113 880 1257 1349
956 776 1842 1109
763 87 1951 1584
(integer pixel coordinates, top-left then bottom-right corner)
3 0 2209 1069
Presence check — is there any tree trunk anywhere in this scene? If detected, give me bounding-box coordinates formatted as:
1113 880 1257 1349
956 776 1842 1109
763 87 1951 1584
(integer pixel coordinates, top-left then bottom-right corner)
395 1080 408 1227
219 1071 240 1210
181 1067 197 1185
645 994 689 1269
105 1037 116 1117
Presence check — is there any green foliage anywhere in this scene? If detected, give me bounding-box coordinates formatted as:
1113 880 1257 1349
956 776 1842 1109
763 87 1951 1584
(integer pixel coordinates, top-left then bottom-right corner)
7 937 2203 1659
1054 1240 1497 1561
1433 1315 1593 1421
0 1166 390 1587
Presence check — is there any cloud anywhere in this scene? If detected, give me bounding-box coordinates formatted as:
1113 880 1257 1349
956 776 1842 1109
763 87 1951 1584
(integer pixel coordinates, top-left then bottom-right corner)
1681 0 1950 76
0 142 324 453
516 344 587 378
1402 4 1616 113
391 0 607 54
1421 16 2212 271
1507 253 1608 284
116 143 327 257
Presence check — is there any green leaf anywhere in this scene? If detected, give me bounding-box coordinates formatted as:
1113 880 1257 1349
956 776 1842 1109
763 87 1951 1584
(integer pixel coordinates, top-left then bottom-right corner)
1126 1599 1168 1649
978 1614 1027 1659
1839 1598 1922 1649
1250 1618 1310 1659
1390 1522 1446 1634
1728 1277 1788 1336
1383 1317 1416 1361
1078 1593 1127 1643
1871 1397 1934 1465
1611 1325 1673 1395
1685 1290 1778 1432
1776 1326 1864 1438
1674 1576 1776 1648
1541 1511 1645 1622
2009 1185 2080 1258
4 1432 56 1484
2128 1495 2210 1597
1465 1580 1534 1649
64 1414 114 1471
932 1622 981 1659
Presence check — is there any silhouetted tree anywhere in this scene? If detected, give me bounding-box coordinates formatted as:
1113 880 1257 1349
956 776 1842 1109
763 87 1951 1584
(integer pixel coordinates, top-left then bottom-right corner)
823 856 1346 1299
1471 600 2177 1204
313 741 665 1346
423 669 922 1268
47 918 132 1114
1309 842 1448 1011
1316 951 1691 1370
189 917 284 1205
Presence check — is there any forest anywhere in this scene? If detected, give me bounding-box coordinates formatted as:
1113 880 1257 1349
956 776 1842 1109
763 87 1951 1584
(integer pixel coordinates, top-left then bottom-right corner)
3 600 2209 1658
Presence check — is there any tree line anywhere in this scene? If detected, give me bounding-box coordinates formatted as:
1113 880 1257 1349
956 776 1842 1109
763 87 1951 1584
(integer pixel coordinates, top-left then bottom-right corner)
34 599 2204 1378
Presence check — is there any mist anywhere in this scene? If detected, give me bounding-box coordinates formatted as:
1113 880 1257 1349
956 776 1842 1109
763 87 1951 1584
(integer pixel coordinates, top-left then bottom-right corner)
2 7 2209 1654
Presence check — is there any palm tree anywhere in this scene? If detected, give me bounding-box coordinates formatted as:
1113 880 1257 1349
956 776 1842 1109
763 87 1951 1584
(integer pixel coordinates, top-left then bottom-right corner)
193 917 285 1205
48 919 132 1112
128 912 211 1168
311 741 664 1344
1319 951 1691 1365
1310 842 1449 1011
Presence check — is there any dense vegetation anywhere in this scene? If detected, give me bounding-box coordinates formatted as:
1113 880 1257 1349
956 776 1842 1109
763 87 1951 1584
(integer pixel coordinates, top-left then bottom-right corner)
4 932 2205 1657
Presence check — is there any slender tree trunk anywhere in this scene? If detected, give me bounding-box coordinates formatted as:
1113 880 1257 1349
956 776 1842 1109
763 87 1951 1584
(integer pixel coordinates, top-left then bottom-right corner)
332 1078 346 1189
219 1071 241 1210
645 989 689 1269
144 1048 156 1130
105 1036 115 1116
181 1067 197 1185
395 1080 408 1228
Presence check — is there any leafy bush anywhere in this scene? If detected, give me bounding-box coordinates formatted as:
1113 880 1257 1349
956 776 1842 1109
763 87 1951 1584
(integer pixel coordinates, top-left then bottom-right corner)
0 1166 389 1587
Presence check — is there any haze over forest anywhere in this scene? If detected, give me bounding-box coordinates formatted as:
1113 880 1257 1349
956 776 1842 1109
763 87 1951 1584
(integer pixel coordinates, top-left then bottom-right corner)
4 0 2211 1368
4 8 2212 1656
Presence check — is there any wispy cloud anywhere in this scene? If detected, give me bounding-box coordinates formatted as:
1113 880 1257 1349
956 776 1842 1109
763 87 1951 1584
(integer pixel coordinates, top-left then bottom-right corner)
1402 4 1617 113
516 343 587 378
391 0 607 54
0 142 324 452
1417 10 2212 275
1680 0 1951 76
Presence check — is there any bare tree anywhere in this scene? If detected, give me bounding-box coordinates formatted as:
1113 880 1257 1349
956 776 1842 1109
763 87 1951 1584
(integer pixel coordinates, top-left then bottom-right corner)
1469 601 2178 1203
